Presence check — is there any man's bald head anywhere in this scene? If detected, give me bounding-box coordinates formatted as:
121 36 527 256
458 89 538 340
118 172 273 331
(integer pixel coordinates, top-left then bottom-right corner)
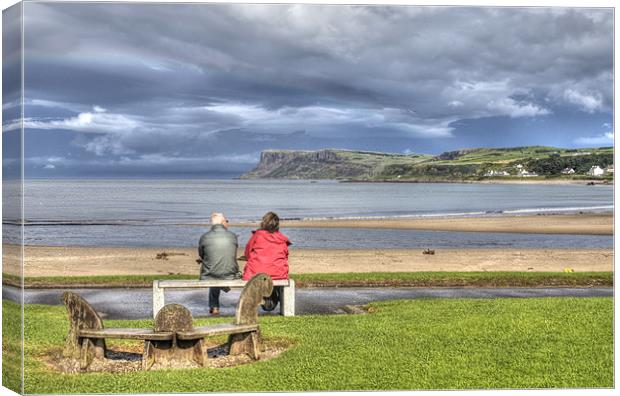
211 212 228 227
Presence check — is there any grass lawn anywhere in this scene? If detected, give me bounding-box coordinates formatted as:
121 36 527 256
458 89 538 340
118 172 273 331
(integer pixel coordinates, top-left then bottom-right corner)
2 271 613 288
2 296 613 393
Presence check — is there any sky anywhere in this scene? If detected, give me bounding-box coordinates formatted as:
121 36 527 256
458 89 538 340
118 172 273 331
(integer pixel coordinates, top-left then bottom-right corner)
2 2 614 178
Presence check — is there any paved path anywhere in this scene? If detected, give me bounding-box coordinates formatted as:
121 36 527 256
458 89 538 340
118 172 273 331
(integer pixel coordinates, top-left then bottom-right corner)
3 286 612 320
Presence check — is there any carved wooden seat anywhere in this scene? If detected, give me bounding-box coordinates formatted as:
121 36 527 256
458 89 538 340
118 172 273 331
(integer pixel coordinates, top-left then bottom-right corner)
62 291 173 370
62 273 274 371
176 272 274 359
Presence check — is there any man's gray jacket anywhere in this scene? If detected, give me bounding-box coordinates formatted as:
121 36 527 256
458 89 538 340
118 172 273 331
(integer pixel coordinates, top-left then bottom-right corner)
198 224 241 280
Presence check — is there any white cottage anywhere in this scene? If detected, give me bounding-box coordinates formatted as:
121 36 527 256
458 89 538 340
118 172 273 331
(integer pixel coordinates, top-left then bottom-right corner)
587 166 605 176
518 169 538 177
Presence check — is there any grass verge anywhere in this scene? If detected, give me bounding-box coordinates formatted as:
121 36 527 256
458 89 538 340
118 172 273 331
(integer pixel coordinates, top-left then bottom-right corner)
2 298 22 393
2 271 613 288
8 296 613 392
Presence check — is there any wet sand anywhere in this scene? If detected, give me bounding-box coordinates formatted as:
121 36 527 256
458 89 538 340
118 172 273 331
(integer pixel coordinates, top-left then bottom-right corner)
267 213 613 235
2 245 613 277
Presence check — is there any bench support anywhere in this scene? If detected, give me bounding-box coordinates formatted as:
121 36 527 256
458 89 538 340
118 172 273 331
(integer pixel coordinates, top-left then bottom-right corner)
79 337 105 370
143 338 205 370
144 304 206 370
280 280 296 317
228 331 260 359
153 280 165 318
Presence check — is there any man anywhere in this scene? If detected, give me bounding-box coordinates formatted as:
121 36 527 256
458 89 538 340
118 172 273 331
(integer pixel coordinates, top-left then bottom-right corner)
198 212 241 315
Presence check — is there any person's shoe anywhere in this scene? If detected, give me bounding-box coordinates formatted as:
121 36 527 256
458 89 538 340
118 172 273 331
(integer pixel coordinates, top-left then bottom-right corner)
261 288 280 312
209 307 220 316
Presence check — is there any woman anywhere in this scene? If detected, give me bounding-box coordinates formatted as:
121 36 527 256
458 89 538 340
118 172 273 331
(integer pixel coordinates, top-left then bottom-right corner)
243 212 290 310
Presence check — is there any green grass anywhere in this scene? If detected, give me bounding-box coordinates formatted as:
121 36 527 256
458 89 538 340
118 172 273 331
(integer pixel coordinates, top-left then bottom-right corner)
431 146 613 165
8 296 614 393
3 271 613 288
2 299 22 393
294 271 613 287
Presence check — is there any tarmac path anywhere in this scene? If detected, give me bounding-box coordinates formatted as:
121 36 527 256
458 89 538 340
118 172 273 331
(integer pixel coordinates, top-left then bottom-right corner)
3 286 613 320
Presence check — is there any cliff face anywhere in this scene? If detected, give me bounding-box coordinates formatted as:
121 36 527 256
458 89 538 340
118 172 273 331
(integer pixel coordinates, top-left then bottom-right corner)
241 149 378 179
252 150 342 174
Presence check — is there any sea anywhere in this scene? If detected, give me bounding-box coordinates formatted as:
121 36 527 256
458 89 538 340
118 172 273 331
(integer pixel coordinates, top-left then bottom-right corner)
2 179 614 249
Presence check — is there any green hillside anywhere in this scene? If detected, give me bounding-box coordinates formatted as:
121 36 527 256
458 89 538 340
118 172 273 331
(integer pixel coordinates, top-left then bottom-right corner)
241 147 614 182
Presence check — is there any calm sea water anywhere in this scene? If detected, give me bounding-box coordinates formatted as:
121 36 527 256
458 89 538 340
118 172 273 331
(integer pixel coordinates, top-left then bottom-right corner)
2 179 614 248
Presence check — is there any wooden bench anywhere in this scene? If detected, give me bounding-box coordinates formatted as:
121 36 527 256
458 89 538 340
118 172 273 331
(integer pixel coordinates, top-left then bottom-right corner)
62 273 274 370
153 278 295 318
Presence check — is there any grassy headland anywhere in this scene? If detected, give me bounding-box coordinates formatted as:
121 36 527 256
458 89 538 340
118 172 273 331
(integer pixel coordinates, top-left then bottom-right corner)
241 146 613 182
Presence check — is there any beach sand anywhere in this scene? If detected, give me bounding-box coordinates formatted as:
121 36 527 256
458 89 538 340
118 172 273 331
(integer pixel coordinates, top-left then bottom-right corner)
2 245 613 277
269 213 613 235
2 213 612 278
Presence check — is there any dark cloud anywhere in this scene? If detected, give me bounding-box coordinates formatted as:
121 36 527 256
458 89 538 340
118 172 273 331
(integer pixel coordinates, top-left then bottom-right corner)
3 3 613 177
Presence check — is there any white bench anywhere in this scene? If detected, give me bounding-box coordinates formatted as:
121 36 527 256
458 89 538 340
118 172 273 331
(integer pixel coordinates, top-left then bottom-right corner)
152 279 295 318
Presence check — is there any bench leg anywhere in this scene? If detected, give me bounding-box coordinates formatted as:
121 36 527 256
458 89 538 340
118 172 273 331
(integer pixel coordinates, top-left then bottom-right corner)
228 331 260 360
79 338 104 370
153 281 165 319
143 339 205 370
280 280 295 317
143 340 155 371
192 339 206 367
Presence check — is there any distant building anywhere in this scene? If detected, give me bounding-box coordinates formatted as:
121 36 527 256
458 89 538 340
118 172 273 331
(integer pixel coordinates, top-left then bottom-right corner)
561 168 575 175
605 165 614 174
587 166 605 176
518 169 538 177
484 170 510 177
514 164 524 169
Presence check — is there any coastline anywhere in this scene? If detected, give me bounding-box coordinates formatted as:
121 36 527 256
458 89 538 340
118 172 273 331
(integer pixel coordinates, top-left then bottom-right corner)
338 178 613 186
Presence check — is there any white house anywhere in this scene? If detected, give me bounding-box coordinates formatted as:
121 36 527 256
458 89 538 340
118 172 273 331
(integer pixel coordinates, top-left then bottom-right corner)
484 170 510 177
587 166 605 176
561 168 575 174
605 165 614 174
518 169 538 177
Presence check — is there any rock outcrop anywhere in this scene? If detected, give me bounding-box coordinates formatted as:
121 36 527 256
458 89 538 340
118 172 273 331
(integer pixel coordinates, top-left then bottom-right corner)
241 149 399 179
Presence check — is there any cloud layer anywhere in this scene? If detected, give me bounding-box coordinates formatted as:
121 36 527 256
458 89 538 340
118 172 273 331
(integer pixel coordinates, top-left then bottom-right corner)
2 3 613 176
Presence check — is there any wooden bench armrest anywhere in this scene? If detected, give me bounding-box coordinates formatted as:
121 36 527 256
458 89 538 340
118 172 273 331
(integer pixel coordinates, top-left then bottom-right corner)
176 323 259 340
78 328 174 341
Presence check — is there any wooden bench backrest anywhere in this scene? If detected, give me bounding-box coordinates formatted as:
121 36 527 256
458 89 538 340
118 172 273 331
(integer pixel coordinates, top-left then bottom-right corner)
235 273 273 325
154 303 194 332
61 291 105 359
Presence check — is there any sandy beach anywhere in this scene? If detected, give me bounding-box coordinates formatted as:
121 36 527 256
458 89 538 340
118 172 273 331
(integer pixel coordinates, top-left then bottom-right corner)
2 245 613 278
2 213 612 278
247 213 613 235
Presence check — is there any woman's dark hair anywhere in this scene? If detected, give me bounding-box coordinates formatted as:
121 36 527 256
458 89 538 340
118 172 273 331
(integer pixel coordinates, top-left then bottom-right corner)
260 211 280 233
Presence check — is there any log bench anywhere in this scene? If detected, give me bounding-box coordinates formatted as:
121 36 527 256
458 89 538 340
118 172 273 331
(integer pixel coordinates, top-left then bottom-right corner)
152 278 295 318
62 273 274 371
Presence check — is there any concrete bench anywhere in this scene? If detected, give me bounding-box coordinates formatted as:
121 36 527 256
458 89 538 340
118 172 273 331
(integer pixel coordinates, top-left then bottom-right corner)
153 278 295 318
62 274 275 370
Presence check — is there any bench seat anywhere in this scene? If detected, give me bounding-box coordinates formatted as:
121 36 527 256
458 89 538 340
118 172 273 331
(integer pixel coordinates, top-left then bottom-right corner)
78 328 174 341
157 279 290 288
176 323 258 340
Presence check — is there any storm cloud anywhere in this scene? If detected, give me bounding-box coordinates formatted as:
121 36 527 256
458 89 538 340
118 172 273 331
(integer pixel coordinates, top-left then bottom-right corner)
3 3 613 177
